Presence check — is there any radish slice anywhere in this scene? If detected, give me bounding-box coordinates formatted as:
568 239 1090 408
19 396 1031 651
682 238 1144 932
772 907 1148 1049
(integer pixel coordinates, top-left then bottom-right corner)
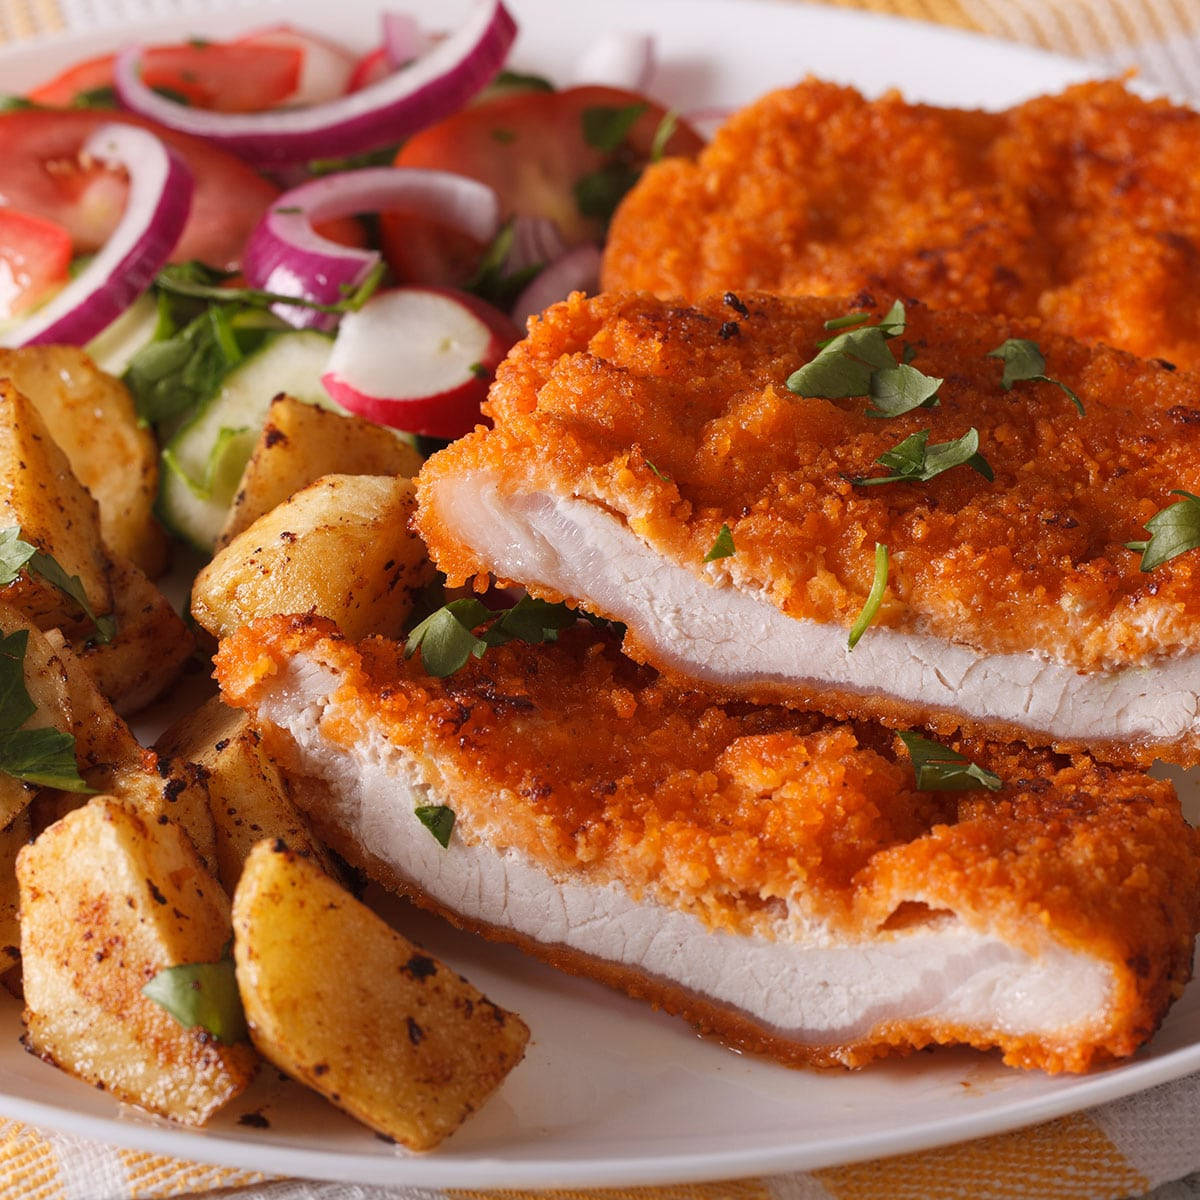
511 244 602 326
0 123 192 348
235 26 358 107
569 33 654 90
322 286 520 438
113 0 517 165
243 167 500 330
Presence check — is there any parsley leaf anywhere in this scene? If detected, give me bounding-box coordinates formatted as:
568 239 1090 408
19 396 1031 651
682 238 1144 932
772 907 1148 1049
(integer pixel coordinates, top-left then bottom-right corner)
415 805 456 848
986 338 1084 416
824 311 870 332
897 731 1002 792
704 524 736 561
480 594 577 647
649 109 680 162
847 543 888 650
852 428 993 486
466 220 543 309
0 528 115 643
582 102 648 152
0 630 90 791
573 163 641 223
142 954 247 1044
491 68 555 93
865 361 942 419
1125 490 1200 572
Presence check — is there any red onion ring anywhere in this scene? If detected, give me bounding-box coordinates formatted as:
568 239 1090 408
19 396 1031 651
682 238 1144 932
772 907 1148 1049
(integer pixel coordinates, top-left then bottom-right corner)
112 0 517 165
506 215 569 276
382 12 433 67
0 123 192 348
570 33 654 90
511 244 602 326
243 167 500 329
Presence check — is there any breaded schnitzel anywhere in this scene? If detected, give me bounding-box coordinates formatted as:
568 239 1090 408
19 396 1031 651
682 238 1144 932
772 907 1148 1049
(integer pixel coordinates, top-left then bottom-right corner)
603 79 1200 369
415 291 1200 765
217 615 1200 1073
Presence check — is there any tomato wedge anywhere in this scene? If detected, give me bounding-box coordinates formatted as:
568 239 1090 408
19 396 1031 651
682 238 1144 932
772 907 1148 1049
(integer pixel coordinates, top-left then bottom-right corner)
0 109 280 271
28 42 302 112
0 209 72 319
380 85 703 287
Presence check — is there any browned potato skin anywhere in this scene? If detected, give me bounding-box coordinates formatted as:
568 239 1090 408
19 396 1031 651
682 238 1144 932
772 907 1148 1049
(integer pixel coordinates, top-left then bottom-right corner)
157 697 335 891
18 798 257 1124
192 474 434 643
0 347 167 576
0 807 29 976
217 395 423 550
0 382 112 633
233 840 528 1150
71 554 194 715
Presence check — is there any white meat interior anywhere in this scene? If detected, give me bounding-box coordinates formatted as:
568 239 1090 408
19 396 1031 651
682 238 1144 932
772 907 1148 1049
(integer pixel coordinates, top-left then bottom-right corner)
427 473 1200 747
256 655 1113 1047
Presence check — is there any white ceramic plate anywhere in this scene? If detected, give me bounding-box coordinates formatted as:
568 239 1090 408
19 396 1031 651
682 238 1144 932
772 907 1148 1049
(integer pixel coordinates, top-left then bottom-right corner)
2 0 1197 1188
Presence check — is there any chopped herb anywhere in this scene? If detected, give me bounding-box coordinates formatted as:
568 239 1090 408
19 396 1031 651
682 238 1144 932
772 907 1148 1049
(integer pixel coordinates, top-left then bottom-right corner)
414 805 456 848
187 36 211 48
490 127 517 144
847 543 888 650
480 594 577 648
71 85 118 109
491 68 555 93
897 731 1002 792
0 96 37 111
152 85 193 107
901 342 919 365
788 324 896 398
824 311 870 331
581 102 648 152
573 163 641 223
649 108 680 161
466 220 543 309
865 361 942 419
986 338 1084 415
0 630 91 791
704 524 736 562
852 428 993 487
876 299 906 336
644 458 671 482
307 144 400 175
468 362 491 380
142 953 247 1043
1125 490 1200 572
273 205 302 214
0 528 115 643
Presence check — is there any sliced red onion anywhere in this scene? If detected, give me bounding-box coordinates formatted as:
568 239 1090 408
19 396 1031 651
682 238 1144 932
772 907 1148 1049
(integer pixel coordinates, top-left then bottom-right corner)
243 167 500 330
236 26 358 107
382 12 433 67
112 0 517 165
511 244 602 326
0 123 192 348
506 215 568 276
569 32 654 91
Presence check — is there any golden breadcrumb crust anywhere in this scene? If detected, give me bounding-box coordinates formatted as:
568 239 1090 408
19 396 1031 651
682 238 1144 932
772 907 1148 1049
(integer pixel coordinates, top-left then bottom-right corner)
603 78 1200 369
415 290 1200 677
216 615 1200 1073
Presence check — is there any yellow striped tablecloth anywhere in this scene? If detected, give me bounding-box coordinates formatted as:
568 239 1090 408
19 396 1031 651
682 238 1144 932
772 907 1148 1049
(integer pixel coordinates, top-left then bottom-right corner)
2 1 1199 1198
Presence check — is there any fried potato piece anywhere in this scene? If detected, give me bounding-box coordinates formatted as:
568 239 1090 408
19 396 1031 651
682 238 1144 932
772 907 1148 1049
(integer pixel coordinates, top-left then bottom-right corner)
18 798 256 1124
157 697 335 891
71 554 193 715
217 395 422 550
192 474 433 643
0 807 29 976
233 840 528 1149
0 381 112 634
0 347 167 576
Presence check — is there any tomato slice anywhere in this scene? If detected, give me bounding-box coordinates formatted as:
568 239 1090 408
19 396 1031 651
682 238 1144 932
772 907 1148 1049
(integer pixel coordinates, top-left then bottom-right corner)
233 27 357 105
380 85 703 287
0 109 280 271
0 209 72 319
28 43 302 113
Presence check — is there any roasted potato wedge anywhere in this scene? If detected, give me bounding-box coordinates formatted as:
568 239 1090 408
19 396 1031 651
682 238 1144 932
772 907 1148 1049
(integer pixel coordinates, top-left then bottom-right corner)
157 697 335 891
0 807 29 976
0 347 167 576
19 798 256 1124
0 381 112 634
192 474 434 643
71 554 194 715
217 395 422 549
233 841 528 1149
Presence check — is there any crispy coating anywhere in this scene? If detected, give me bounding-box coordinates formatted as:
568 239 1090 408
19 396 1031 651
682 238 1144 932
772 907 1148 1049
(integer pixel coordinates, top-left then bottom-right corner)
603 79 1200 368
217 615 1200 1073
417 290 1200 679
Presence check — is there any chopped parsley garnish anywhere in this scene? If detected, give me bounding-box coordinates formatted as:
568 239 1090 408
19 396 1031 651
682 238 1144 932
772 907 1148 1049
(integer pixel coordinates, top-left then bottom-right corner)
847 543 888 650
306 144 399 176
581 102 648 152
466 220 543 309
0 630 90 791
851 428 993 487
405 595 578 678
897 731 1002 792
492 68 555 93
649 109 680 162
0 527 115 643
573 163 641 223
823 311 870 332
704 524 736 562
986 338 1084 415
644 458 671 482
142 952 247 1044
865 362 942 419
415 805 456 848
1125 490 1200 572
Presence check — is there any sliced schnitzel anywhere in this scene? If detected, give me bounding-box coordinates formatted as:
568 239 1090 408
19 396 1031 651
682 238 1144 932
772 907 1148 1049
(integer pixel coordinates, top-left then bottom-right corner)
216 615 1200 1073
415 291 1200 765
603 79 1200 369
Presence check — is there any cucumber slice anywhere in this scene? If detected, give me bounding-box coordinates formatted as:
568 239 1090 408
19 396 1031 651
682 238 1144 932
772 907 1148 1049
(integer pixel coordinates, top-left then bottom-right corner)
85 291 161 377
159 330 334 552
